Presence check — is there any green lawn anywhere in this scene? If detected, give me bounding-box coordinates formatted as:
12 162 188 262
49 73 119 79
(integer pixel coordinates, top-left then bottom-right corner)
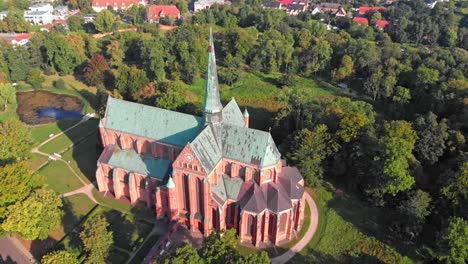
290 185 413 264
26 153 49 171
0 103 18 122
37 161 84 194
62 132 99 184
60 194 98 237
39 118 99 154
128 234 161 264
92 188 133 213
30 119 80 145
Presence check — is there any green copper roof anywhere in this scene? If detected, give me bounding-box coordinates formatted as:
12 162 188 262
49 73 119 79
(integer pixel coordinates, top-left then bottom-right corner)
191 125 222 172
222 99 245 127
203 28 223 116
211 174 244 206
221 124 281 167
104 97 204 147
102 146 171 180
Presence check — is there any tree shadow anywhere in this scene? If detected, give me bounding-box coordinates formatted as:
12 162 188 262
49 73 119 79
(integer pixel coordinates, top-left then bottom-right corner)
291 248 384 264
103 210 137 251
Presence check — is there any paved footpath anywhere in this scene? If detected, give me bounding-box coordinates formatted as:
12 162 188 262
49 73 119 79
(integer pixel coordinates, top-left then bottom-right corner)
271 192 318 264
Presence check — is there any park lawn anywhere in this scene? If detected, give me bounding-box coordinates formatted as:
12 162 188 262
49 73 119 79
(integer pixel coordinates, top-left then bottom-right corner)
37 161 84 194
290 185 413 264
61 132 99 183
91 188 133 213
26 153 49 171
29 119 80 145
39 118 99 154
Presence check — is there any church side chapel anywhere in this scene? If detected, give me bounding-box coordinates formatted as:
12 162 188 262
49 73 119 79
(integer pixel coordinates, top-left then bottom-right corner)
95 29 306 246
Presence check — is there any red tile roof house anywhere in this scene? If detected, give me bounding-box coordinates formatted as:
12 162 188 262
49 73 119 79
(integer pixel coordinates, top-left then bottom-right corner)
92 0 147 12
0 33 32 46
353 17 368 26
358 6 385 15
375 19 389 29
147 5 181 23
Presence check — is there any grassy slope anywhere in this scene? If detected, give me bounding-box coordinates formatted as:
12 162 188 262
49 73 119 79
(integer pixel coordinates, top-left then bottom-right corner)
30 119 80 145
291 185 412 264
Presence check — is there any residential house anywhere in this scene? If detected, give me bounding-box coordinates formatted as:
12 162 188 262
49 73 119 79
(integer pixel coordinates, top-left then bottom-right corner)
358 6 385 15
53 5 69 20
24 3 53 25
262 2 282 9
193 0 226 12
312 3 346 17
91 0 147 12
147 5 181 23
353 17 368 26
41 19 68 32
375 20 389 29
287 4 306 15
0 33 32 46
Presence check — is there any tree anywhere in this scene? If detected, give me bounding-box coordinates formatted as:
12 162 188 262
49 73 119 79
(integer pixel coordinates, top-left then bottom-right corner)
164 243 204 264
415 65 439 87
5 46 30 82
154 81 184 111
288 125 338 186
441 162 468 207
94 10 115 33
80 213 113 264
83 54 110 86
395 189 432 240
116 65 149 99
0 162 37 219
332 55 354 82
41 250 79 264
373 121 417 196
0 83 16 111
2 187 63 240
0 118 33 165
414 112 449 165
26 68 45 89
67 15 84 31
45 34 84 75
438 217 468 264
106 40 124 67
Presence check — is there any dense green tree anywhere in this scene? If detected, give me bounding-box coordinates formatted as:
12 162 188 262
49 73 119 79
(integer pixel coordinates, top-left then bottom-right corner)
41 250 79 264
0 118 33 165
4 47 30 82
289 125 338 186
2 187 63 240
116 65 149 99
332 55 354 82
441 162 468 208
106 40 124 67
94 10 116 33
80 213 113 264
154 81 184 111
0 83 16 111
373 121 417 197
26 68 45 89
437 217 468 264
394 189 432 240
67 15 84 31
163 243 204 264
414 112 449 165
0 162 37 219
45 34 84 75
140 37 166 81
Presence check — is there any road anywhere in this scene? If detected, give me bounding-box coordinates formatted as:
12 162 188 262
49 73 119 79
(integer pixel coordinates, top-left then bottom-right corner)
0 236 35 264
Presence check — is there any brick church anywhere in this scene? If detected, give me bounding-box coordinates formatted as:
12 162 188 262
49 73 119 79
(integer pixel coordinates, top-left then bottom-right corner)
95 30 306 246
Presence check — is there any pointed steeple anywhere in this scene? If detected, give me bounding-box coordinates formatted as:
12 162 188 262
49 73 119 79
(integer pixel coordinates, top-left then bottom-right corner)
203 27 223 125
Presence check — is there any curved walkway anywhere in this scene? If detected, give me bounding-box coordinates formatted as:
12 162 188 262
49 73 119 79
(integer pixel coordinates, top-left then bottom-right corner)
271 192 318 264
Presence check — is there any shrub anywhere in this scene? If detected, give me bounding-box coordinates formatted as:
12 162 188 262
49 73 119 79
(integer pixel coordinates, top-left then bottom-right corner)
54 79 66 90
26 68 45 89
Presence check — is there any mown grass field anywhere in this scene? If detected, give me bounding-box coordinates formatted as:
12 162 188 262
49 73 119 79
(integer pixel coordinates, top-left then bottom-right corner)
30 119 80 145
290 185 413 264
37 161 84 194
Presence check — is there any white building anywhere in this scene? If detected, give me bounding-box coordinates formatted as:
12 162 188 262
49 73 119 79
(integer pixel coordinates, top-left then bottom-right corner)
193 0 226 12
84 14 98 24
91 0 147 12
24 3 53 25
0 11 8 20
53 5 69 20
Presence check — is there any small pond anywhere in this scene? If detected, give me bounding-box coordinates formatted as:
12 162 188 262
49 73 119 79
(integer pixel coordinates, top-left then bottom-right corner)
17 90 84 125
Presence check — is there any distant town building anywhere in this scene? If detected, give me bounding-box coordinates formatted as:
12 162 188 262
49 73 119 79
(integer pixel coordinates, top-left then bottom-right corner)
311 3 346 17
0 11 8 20
53 5 69 20
193 0 226 12
287 4 306 15
358 6 385 15
424 0 449 9
95 30 306 247
0 33 32 46
84 14 98 24
91 0 147 12
262 2 282 9
41 19 68 32
147 5 181 23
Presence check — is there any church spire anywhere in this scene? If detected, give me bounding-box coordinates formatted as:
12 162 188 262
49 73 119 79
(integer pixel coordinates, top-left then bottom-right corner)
203 27 223 125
